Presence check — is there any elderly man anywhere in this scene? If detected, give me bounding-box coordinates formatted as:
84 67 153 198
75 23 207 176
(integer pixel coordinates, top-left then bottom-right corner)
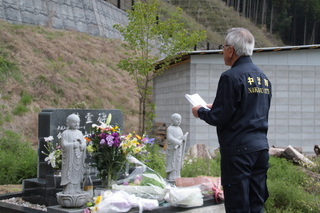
192 28 272 213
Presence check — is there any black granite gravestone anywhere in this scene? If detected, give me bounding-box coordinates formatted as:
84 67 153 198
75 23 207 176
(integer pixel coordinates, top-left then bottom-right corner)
22 109 123 203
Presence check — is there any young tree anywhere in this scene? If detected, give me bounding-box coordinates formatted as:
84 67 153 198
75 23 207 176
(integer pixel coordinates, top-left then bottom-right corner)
113 0 206 134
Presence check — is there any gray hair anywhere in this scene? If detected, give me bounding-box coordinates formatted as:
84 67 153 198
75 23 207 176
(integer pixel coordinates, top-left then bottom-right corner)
225 28 255 56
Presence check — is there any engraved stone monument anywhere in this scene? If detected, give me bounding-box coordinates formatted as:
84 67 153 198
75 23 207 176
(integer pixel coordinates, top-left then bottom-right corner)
22 109 123 209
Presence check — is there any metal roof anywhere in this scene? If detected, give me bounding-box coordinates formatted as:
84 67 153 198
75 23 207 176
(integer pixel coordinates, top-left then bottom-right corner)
188 44 320 55
156 44 320 69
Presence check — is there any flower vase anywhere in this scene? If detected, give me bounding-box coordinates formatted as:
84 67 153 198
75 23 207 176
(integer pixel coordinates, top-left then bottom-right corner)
54 170 61 176
101 175 113 189
125 161 130 178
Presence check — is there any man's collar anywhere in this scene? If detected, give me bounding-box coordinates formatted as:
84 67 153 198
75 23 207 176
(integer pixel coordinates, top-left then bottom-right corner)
231 56 252 68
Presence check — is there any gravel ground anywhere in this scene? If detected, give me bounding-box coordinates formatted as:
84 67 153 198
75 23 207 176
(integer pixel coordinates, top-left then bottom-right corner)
1 197 47 211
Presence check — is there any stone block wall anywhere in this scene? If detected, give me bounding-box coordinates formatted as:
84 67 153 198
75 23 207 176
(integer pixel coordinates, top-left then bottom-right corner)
0 0 129 39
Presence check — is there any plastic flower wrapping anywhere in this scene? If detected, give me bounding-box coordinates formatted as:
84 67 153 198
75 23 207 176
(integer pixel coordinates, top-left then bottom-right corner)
113 155 167 201
42 135 62 170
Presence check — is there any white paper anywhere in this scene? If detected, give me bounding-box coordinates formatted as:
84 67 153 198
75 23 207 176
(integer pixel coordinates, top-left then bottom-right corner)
185 93 210 109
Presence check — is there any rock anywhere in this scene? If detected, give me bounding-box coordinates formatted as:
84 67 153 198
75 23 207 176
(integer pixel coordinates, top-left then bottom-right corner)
187 144 211 159
269 147 285 157
207 147 220 158
314 145 320 156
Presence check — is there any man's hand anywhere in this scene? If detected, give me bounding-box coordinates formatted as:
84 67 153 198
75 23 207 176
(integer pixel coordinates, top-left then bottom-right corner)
192 105 202 118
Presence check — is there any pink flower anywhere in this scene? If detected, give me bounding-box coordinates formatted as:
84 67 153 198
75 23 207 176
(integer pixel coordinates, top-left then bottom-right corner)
83 208 91 213
135 175 142 181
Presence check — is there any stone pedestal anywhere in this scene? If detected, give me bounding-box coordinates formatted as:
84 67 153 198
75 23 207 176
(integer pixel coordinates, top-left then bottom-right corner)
56 192 88 208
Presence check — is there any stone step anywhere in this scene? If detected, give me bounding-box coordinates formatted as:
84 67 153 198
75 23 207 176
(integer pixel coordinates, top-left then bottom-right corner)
47 203 226 213
180 204 225 213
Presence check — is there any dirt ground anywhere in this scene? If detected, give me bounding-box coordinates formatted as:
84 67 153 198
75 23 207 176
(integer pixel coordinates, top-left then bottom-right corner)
0 185 22 194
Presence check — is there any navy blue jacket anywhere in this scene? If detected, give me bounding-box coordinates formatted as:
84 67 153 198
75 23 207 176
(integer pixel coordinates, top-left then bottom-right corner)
198 56 272 156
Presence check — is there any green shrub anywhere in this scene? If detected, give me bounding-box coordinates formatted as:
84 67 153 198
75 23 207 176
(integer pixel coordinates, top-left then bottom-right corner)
0 130 37 184
181 153 221 177
136 143 166 178
265 156 320 212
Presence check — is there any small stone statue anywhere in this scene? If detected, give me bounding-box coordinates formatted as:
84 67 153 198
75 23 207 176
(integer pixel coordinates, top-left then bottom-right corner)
56 114 88 208
166 113 188 183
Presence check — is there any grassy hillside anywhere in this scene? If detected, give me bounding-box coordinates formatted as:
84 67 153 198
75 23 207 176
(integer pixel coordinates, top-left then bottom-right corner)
0 19 140 146
0 0 282 147
160 0 283 48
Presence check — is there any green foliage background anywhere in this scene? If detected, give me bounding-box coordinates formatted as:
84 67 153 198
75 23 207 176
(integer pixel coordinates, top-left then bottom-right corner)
0 131 37 184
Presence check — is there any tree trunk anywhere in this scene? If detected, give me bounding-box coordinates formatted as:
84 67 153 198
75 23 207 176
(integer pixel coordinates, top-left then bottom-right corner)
269 4 273 34
309 22 316 44
292 10 296 44
254 0 259 24
226 0 230 7
138 97 143 134
281 145 315 167
261 0 267 26
304 15 307 45
242 0 246 17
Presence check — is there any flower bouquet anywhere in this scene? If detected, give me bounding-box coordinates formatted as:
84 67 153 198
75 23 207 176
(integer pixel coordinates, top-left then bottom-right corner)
120 131 154 166
42 135 62 170
86 114 125 188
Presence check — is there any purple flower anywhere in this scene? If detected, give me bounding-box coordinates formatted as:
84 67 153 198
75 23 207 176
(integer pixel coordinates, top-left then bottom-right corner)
100 139 106 145
100 133 107 139
143 135 155 145
112 132 119 137
106 135 114 146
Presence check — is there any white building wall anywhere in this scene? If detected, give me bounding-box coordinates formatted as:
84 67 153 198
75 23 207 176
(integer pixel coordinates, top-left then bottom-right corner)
153 63 193 146
154 48 320 154
253 49 320 154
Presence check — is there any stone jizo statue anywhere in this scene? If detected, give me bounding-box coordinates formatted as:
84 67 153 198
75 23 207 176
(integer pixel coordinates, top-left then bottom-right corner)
166 113 188 183
56 114 88 208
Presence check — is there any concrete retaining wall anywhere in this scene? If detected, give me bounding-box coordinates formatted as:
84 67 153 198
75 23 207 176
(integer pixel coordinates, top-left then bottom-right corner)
0 0 129 39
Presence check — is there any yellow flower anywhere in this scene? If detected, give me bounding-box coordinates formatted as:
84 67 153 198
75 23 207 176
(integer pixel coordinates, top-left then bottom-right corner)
90 206 98 212
133 146 142 154
94 195 102 205
125 133 132 140
112 126 119 132
86 145 95 153
121 142 129 148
